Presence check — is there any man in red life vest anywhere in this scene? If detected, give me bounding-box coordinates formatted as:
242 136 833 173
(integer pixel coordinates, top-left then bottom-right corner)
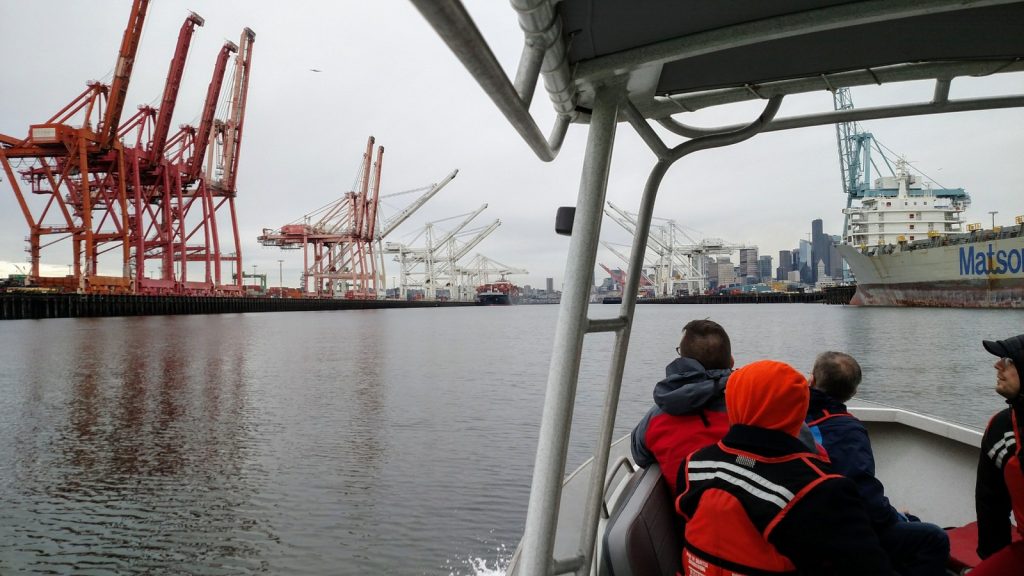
631 319 733 495
973 333 1024 576
676 360 892 575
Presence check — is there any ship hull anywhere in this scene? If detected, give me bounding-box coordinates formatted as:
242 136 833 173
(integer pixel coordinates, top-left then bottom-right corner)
838 235 1024 308
477 293 513 305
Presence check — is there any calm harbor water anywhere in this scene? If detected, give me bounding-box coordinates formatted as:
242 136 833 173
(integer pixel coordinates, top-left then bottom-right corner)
0 304 1020 575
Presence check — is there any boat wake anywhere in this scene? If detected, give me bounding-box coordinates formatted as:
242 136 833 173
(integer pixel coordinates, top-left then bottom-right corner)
443 543 511 576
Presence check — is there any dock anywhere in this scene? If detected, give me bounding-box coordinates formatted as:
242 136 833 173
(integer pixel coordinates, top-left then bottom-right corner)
0 293 474 321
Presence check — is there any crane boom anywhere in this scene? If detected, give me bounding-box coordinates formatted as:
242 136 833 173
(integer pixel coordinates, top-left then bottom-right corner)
151 13 204 160
432 204 488 251
451 219 500 260
365 145 384 240
221 27 255 194
101 0 149 149
189 40 236 180
377 169 458 239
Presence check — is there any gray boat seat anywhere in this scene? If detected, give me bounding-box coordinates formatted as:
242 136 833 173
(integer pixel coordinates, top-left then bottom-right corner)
601 464 681 576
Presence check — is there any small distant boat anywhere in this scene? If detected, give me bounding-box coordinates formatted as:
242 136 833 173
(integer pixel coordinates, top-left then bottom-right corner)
476 279 520 305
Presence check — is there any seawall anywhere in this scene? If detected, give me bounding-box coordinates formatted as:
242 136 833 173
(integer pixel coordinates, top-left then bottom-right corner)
0 293 475 321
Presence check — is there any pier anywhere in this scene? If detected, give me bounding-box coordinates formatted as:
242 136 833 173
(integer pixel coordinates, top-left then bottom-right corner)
0 293 474 321
633 285 855 306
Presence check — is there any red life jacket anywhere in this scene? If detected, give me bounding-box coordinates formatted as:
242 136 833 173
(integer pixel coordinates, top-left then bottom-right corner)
676 442 840 575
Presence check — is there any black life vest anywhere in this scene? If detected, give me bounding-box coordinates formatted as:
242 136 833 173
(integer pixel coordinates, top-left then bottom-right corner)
676 441 840 575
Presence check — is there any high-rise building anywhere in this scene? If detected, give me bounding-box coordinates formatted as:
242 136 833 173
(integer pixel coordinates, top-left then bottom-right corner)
546 277 554 293
758 255 772 281
739 248 759 280
716 257 736 288
799 239 813 284
707 256 720 289
829 234 843 279
777 250 793 280
811 218 828 282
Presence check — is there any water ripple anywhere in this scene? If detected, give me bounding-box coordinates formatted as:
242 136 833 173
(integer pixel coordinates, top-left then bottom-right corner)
1 307 1020 574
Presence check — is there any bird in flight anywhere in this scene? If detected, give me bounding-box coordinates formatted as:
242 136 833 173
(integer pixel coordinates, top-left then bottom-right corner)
310 68 322 73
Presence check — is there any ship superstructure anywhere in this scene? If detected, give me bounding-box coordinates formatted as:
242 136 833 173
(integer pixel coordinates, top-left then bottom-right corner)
844 159 970 247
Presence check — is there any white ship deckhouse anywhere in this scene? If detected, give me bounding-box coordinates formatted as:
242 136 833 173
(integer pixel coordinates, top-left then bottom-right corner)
844 159 970 248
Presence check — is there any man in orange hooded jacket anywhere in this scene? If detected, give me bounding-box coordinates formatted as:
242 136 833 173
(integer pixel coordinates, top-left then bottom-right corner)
676 360 892 575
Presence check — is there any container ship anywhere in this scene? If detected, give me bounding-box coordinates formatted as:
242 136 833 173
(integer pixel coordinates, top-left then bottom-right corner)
476 279 520 305
837 162 1023 308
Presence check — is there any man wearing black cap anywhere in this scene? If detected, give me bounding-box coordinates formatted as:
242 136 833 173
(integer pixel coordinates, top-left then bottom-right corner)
974 333 1024 575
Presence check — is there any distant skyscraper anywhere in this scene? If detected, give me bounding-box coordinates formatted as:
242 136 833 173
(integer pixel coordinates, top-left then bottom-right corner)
829 234 844 279
777 250 793 281
811 218 827 282
546 277 554 293
716 257 736 288
758 255 772 281
707 256 720 288
739 248 759 280
799 239 813 284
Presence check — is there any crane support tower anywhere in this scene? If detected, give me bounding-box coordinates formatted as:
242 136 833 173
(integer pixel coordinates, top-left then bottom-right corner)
0 0 256 296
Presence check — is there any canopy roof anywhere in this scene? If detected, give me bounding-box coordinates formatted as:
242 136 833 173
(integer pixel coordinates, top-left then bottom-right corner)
564 1 1023 96
413 0 1024 160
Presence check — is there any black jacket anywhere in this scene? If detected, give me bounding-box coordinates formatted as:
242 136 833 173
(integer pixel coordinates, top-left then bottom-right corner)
976 398 1024 558
806 388 902 529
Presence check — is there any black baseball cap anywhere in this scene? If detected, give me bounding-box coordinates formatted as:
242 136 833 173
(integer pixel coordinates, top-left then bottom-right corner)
983 334 1024 367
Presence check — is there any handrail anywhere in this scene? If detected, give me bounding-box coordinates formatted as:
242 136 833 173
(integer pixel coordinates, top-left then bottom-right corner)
409 0 571 162
601 457 636 519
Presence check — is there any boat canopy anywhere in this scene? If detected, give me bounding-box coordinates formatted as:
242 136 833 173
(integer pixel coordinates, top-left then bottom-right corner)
413 0 1024 161
409 2 1024 575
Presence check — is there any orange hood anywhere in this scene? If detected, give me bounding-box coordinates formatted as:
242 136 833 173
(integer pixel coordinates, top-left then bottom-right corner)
726 360 809 438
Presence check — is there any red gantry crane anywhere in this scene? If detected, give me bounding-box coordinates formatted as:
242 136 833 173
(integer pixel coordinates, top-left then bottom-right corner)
0 1 255 296
0 0 151 293
258 136 384 298
258 141 459 299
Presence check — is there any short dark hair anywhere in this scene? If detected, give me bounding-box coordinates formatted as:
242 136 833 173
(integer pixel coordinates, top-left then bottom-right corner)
679 319 731 369
812 351 862 403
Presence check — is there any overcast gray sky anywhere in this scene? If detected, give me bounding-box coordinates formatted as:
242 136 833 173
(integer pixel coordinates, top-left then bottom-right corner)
2 1 1022 289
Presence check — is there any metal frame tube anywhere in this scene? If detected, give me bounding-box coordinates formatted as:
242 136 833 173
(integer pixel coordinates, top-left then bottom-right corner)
409 0 571 161
519 84 620 576
658 94 1024 138
645 59 1024 120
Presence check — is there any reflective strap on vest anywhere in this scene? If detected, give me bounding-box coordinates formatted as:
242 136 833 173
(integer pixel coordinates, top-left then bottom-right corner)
687 460 796 509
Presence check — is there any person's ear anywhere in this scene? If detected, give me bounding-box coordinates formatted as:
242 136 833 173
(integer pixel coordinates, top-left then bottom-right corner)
730 356 735 368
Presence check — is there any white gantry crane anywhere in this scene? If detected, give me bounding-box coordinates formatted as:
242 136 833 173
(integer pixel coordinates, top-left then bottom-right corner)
605 201 749 295
372 169 459 291
384 203 500 300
